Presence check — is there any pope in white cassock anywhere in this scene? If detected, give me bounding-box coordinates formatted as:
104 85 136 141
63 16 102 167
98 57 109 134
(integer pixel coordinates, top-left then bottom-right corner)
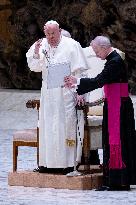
26 20 88 174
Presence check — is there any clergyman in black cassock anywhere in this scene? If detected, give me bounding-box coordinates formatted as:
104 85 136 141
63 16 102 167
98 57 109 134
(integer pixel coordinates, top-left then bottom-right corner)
64 36 136 191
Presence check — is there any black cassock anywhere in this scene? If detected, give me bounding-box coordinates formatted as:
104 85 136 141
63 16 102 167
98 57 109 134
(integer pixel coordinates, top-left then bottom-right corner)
77 50 136 188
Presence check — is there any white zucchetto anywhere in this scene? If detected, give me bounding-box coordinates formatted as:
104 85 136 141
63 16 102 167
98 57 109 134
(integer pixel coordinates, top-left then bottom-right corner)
45 20 59 27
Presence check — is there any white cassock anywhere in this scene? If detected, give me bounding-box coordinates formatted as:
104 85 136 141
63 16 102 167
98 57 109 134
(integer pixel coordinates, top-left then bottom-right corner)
26 36 88 168
83 46 105 103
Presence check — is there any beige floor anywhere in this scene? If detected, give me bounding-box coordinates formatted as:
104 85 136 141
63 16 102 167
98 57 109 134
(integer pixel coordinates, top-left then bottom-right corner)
0 89 136 205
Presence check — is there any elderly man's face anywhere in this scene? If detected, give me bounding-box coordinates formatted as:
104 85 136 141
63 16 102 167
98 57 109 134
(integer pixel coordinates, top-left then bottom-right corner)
91 44 107 60
44 24 61 47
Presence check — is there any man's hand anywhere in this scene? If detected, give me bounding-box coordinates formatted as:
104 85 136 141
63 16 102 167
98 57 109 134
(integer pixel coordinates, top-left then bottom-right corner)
76 94 85 106
64 75 77 88
34 39 42 54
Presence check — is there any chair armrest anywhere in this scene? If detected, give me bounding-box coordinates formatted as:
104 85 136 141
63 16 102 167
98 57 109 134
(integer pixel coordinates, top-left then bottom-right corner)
86 97 104 107
76 98 104 126
26 99 40 110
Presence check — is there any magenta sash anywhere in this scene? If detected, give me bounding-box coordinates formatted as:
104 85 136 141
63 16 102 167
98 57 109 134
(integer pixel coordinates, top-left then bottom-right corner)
104 83 128 169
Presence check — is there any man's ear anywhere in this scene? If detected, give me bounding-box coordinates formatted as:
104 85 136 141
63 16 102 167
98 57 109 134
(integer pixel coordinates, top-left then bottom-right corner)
59 28 62 33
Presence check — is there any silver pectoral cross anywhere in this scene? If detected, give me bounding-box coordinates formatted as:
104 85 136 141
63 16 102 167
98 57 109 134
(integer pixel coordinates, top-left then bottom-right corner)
42 49 50 63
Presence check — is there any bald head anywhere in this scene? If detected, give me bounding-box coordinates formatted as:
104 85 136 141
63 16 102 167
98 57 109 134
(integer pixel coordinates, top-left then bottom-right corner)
91 36 111 48
43 20 61 47
90 36 112 60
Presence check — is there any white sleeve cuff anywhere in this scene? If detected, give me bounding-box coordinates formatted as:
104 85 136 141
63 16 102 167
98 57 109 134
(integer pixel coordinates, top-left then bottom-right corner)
72 78 80 93
77 78 80 85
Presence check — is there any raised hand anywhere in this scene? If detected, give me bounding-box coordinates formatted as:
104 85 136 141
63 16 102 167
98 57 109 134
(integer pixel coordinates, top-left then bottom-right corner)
34 39 43 54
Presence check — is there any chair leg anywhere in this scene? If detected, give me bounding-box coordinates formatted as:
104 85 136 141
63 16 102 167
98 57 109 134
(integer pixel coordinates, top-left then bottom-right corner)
37 147 39 166
37 127 39 166
83 125 90 171
13 142 18 172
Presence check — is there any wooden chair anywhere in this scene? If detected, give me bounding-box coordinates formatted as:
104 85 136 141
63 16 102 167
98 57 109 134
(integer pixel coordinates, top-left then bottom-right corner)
13 98 103 172
13 100 40 172
82 98 104 171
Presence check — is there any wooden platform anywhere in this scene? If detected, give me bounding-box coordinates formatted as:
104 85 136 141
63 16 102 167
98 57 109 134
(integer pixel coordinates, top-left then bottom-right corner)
8 166 103 190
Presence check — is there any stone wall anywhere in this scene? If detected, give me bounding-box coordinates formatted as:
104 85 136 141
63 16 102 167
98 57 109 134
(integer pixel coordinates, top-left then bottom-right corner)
0 0 136 93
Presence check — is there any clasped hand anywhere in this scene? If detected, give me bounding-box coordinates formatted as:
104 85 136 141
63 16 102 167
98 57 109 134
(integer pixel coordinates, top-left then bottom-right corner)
76 94 85 106
64 75 77 88
64 76 85 106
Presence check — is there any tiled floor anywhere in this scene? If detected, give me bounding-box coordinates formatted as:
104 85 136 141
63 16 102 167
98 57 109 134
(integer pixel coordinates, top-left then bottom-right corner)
0 89 136 205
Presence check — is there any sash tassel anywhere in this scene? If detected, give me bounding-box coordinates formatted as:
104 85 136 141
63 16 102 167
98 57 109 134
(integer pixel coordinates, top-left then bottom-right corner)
104 83 128 170
109 144 126 169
